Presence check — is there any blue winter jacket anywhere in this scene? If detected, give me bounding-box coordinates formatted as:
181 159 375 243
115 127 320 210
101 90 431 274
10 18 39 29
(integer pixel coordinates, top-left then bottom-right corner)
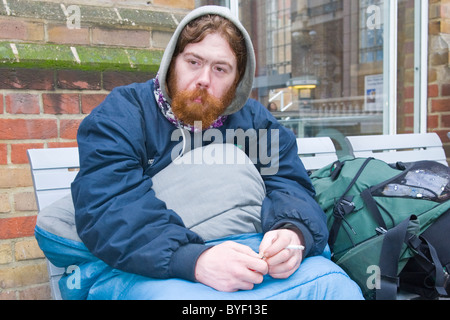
71 79 328 282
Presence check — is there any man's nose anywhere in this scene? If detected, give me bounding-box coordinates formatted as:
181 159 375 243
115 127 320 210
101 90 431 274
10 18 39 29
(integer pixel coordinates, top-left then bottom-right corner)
196 67 211 90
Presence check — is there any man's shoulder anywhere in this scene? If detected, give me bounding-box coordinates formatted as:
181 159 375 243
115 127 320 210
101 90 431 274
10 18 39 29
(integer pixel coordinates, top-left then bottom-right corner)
109 79 154 99
85 79 157 127
236 98 267 117
235 98 277 124
244 98 264 109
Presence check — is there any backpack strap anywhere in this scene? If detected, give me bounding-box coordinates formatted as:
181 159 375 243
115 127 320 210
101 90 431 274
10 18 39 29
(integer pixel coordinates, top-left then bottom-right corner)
377 215 448 299
328 157 374 250
361 188 388 230
405 234 448 297
376 216 412 300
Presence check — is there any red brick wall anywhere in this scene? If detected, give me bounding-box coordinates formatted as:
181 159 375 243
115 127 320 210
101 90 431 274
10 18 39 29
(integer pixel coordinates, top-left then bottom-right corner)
0 0 192 299
428 0 450 161
397 0 450 162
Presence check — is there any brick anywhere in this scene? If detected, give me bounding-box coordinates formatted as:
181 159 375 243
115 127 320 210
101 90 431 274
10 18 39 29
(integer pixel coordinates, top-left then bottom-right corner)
14 192 37 212
43 94 80 114
431 98 450 112
11 143 44 164
15 239 44 261
152 30 173 48
0 243 12 264
403 101 414 114
0 193 11 213
18 284 51 300
428 84 439 98
0 94 3 114
402 41 414 55
429 20 441 35
47 141 78 148
428 114 440 129
153 0 195 9
0 289 16 300
57 70 101 90
81 94 107 114
47 24 90 45
0 263 48 289
404 114 414 128
442 18 450 33
0 69 54 90
0 18 44 41
0 144 6 165
430 52 448 66
434 130 450 144
404 86 415 99
428 68 438 82
0 216 37 240
103 71 153 91
442 83 450 96
60 119 83 140
5 94 40 114
0 119 58 140
92 28 150 48
0 168 32 188
443 114 450 127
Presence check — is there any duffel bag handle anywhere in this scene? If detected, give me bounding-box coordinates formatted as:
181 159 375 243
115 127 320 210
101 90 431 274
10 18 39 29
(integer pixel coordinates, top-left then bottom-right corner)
376 216 413 300
377 215 447 300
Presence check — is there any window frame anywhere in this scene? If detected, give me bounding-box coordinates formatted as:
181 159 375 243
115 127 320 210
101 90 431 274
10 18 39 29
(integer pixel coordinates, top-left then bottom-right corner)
226 0 428 135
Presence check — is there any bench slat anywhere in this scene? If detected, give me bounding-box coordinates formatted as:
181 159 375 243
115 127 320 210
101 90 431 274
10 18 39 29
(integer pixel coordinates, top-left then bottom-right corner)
346 133 448 166
296 137 338 170
32 169 79 192
28 147 79 170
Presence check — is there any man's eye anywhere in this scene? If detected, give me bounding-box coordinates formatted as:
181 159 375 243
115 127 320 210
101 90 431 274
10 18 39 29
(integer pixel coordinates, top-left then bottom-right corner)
215 66 227 73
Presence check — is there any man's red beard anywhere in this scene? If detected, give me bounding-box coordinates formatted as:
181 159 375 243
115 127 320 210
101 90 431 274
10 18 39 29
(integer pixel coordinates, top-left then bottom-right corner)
169 81 236 130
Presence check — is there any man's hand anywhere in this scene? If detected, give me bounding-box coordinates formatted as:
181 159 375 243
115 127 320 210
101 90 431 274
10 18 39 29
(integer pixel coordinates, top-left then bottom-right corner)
258 229 304 279
194 241 268 292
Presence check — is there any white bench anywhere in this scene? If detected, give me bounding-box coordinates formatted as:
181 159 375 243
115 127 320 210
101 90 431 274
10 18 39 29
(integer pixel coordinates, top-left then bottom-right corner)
29 134 446 300
27 147 79 300
345 133 448 166
296 137 338 170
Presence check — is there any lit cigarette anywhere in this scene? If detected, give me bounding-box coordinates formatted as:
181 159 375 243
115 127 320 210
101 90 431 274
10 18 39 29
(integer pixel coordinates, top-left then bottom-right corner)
259 244 305 260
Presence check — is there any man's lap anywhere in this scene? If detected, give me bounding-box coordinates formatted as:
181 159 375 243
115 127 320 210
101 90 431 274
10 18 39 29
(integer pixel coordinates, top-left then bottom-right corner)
85 233 364 300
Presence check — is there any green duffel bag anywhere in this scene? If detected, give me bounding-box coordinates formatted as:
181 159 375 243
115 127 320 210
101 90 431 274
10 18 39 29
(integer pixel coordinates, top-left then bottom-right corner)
310 157 450 300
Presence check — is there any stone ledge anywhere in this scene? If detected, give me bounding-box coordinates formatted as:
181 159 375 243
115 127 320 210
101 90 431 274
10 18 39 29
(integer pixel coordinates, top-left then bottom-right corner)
1 0 187 30
0 41 163 72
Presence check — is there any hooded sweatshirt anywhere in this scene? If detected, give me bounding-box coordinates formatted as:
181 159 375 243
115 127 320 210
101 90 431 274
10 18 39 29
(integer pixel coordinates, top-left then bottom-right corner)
71 6 328 282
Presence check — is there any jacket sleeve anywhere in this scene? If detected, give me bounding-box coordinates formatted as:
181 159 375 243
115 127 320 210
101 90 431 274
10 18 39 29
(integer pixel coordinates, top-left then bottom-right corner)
71 88 207 281
256 108 329 257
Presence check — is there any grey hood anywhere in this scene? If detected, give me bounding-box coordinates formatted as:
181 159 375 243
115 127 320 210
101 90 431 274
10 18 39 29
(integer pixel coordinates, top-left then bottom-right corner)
157 5 256 116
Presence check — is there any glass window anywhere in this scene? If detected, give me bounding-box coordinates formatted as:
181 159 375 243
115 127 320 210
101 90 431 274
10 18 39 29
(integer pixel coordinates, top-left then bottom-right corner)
360 0 384 64
196 0 425 156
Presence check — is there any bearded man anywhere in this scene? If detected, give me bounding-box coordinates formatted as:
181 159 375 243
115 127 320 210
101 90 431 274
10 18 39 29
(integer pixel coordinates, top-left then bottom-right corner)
37 6 363 299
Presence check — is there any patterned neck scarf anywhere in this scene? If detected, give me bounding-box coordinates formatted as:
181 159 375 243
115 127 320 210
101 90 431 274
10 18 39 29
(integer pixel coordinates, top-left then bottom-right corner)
153 74 228 133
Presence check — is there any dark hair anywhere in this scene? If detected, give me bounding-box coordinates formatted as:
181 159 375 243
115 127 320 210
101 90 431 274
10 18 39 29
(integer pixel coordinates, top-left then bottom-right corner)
169 14 247 85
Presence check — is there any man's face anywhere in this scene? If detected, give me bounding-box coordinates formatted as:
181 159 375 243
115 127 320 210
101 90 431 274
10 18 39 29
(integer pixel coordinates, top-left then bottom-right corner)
169 33 239 129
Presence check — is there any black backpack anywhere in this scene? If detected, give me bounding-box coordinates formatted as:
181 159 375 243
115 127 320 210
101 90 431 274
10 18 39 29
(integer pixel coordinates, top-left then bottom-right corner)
310 157 450 300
